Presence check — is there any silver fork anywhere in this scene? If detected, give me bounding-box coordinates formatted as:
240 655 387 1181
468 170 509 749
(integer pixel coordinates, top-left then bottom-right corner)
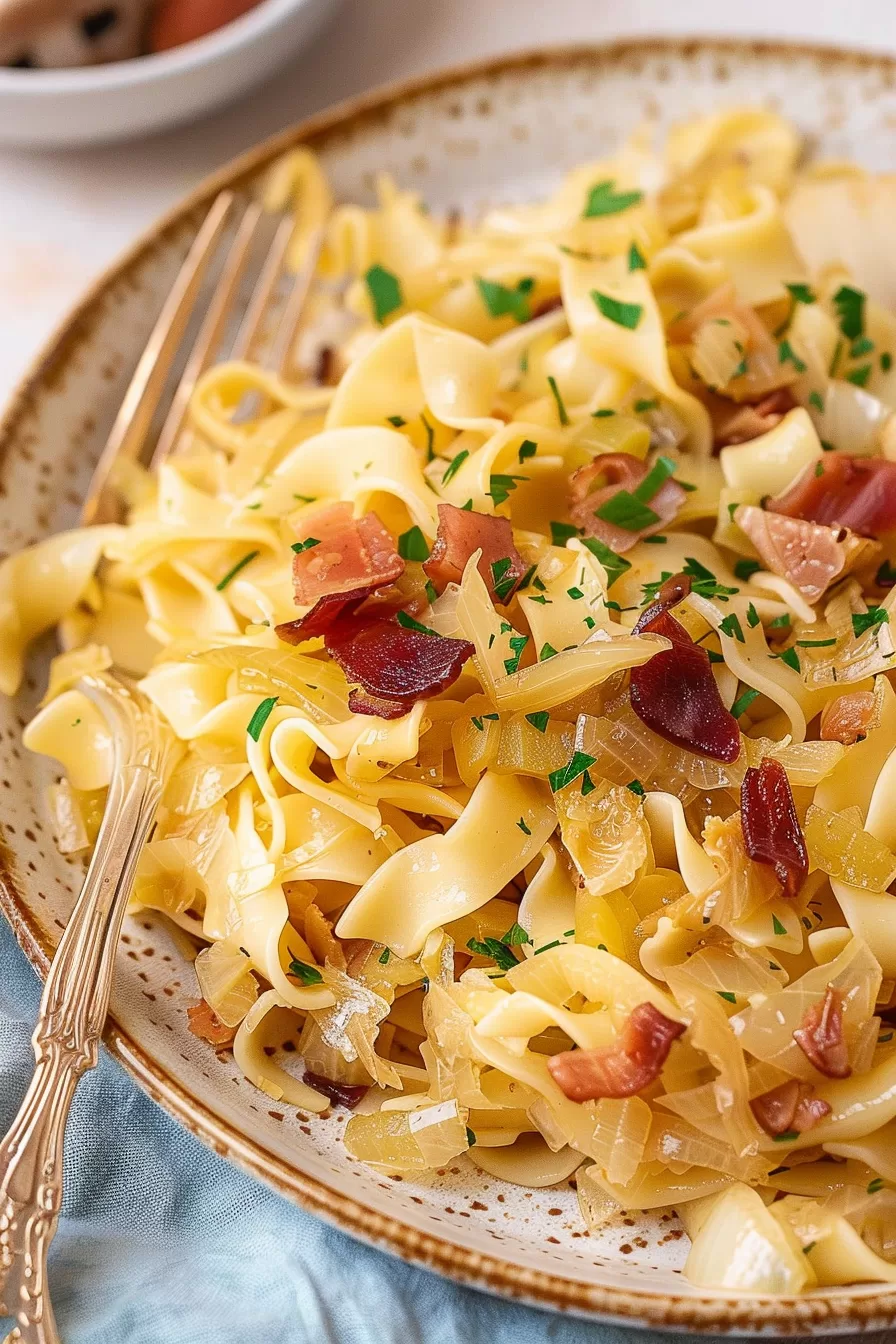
0 192 321 1344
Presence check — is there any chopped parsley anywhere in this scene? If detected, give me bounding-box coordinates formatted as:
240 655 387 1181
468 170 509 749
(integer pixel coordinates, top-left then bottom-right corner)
365 264 403 323
852 336 875 358
420 412 435 461
772 913 787 937
717 991 737 1004
475 275 535 324
503 922 531 946
526 711 550 733
378 947 391 964
398 526 431 561
466 935 519 972
772 647 801 672
503 633 529 674
547 375 569 426
216 550 259 591
731 686 760 719
593 408 615 418
796 638 837 648
627 779 645 796
567 586 584 599
808 390 825 413
518 438 537 464
396 611 439 636
852 607 889 637
846 364 873 388
734 558 761 581
291 536 321 553
628 241 647 272
387 414 407 427
769 613 792 630
491 557 517 602
591 290 643 330
516 818 532 836
466 1127 477 1147
833 284 866 340
595 492 659 532
868 1178 885 1194
539 642 559 660
489 472 528 506
288 958 323 985
778 339 806 373
882 352 893 372
247 697 278 741
550 520 579 546
580 535 631 587
581 769 596 796
719 613 745 643
549 751 597 793
583 180 643 218
442 449 469 484
634 398 659 413
746 602 761 628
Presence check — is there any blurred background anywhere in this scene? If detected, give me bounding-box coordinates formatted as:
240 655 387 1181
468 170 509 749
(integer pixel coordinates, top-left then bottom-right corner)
1 0 894 403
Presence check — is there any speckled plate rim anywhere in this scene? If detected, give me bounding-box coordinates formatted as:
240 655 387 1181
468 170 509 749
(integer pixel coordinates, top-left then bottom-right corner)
4 38 896 1335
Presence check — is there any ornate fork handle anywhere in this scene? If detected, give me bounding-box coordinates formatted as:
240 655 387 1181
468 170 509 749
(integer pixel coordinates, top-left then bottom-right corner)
0 680 172 1344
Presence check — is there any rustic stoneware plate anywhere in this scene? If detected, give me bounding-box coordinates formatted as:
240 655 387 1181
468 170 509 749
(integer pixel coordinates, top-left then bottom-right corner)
4 38 896 1337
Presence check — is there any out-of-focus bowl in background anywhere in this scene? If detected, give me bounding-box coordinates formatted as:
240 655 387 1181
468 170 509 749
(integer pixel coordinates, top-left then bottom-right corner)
0 0 338 149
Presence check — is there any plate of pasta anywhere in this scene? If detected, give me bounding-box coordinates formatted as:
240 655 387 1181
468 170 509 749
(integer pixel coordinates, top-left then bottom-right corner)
7 37 896 1335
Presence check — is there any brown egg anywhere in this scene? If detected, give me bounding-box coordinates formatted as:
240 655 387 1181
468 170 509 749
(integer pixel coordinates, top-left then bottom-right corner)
149 0 261 53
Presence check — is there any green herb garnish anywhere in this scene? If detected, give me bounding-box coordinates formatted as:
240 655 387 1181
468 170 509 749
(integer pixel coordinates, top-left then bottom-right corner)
216 550 259 591
398 526 431 561
583 180 643 218
365 264 403 323
247 697 278 741
591 290 643 330
549 751 597 793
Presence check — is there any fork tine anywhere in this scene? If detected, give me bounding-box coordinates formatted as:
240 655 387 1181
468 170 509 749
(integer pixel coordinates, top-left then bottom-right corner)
150 200 265 470
80 191 235 525
230 213 295 363
268 226 326 377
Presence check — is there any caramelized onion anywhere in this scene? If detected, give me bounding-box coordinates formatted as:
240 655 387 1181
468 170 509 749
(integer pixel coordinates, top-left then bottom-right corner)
793 986 852 1080
547 1001 685 1102
740 757 808 900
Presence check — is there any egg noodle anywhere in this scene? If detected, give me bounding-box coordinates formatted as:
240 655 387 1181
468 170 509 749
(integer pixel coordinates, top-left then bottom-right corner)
7 107 896 1292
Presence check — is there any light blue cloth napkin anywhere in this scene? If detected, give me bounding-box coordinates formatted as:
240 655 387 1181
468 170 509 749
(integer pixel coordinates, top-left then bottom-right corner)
0 915 691 1344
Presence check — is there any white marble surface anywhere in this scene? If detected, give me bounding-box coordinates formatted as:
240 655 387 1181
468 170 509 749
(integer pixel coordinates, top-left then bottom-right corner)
3 0 896 403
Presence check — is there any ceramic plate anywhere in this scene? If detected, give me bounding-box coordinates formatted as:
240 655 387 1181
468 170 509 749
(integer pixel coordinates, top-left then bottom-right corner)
5 39 896 1336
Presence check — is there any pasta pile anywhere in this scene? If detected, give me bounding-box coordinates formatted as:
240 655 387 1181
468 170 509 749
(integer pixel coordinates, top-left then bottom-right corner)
7 106 896 1293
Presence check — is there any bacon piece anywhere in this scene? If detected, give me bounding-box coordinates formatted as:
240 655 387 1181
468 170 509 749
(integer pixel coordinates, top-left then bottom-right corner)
750 1078 832 1137
290 502 404 607
547 1001 685 1102
326 614 474 713
793 986 852 1080
423 503 527 603
630 596 741 763
740 757 808 900
734 504 880 604
820 690 877 745
187 999 236 1048
715 388 797 447
633 573 693 635
569 452 687 554
770 454 896 539
276 585 373 643
302 1070 369 1110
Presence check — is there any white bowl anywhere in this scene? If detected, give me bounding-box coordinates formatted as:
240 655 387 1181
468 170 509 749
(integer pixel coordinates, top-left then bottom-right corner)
0 0 338 148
